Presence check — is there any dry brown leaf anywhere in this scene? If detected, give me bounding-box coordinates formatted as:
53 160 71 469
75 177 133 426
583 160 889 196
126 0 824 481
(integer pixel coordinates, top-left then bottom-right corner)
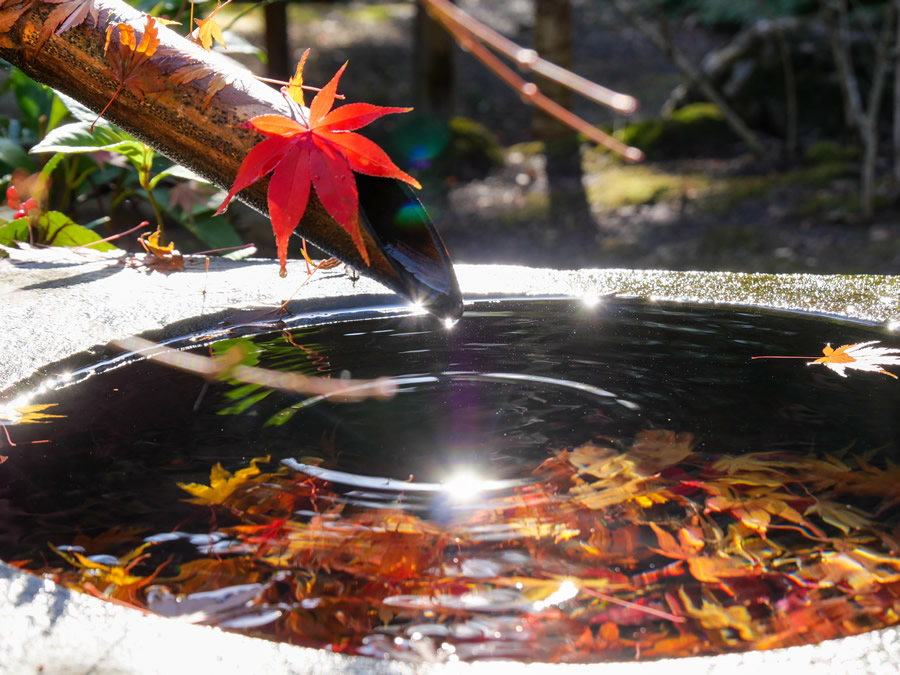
0 0 32 34
34 0 98 54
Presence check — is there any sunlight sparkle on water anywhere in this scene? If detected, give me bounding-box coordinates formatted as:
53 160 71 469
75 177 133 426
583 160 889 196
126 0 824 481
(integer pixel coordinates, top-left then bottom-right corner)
533 580 579 611
407 301 427 315
442 471 487 502
0 395 31 422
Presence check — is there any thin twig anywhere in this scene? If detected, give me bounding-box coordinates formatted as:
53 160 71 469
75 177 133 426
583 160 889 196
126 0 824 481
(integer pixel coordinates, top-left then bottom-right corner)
71 220 152 249
424 0 638 114
610 0 763 155
432 10 643 161
254 75 345 99
192 242 256 256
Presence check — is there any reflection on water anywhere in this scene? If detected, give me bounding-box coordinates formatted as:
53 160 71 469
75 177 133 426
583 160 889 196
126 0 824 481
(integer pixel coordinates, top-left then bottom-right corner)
1 298 899 663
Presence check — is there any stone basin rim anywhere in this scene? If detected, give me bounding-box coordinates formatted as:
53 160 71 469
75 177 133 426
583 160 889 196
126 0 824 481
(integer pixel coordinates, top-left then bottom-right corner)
1 261 899 674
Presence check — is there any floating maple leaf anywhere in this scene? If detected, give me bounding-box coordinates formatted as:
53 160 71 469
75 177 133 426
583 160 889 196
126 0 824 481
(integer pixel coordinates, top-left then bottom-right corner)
216 52 420 276
34 0 98 54
95 15 161 130
810 342 900 379
753 340 900 379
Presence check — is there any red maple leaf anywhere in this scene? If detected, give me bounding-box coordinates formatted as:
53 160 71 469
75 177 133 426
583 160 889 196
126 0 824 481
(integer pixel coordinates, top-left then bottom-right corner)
216 54 420 276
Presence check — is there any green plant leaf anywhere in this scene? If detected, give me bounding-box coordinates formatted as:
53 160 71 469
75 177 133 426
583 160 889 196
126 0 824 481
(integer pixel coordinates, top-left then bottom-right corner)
4 68 58 136
0 211 117 251
0 138 34 173
37 152 66 185
180 212 243 250
47 94 69 134
31 122 151 168
54 92 101 126
149 163 210 190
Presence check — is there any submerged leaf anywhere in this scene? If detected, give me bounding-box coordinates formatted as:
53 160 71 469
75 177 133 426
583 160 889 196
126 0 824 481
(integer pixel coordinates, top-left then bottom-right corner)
177 455 271 505
677 588 756 642
805 499 874 535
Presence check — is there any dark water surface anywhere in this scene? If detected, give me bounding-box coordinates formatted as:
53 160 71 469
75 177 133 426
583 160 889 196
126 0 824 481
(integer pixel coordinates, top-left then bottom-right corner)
2 298 899 662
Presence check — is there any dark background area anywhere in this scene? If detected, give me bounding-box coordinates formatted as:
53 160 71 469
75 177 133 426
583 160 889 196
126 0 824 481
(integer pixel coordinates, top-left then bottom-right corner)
2 0 899 275
221 0 900 274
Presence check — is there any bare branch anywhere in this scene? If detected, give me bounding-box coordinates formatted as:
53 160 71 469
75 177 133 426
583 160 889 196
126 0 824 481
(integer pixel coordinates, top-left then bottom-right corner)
423 0 643 161
113 336 397 403
610 0 764 155
424 0 638 115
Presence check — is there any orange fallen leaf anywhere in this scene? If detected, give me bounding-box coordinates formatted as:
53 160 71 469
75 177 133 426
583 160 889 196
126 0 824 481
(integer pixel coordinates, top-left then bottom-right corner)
676 588 755 642
167 61 236 111
138 225 185 270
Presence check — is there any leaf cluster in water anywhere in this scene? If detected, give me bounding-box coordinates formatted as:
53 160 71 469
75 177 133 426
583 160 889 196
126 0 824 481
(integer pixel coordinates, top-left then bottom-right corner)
21 429 900 663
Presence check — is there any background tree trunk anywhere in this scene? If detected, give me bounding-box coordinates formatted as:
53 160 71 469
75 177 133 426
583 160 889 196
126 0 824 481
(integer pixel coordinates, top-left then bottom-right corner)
264 1 291 80
414 0 455 118
893 0 900 185
531 0 592 232
611 0 763 155
821 0 895 218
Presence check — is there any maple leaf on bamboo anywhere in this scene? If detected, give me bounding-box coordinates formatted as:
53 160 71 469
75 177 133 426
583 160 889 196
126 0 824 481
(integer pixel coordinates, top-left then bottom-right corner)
168 61 235 111
95 16 161 128
216 52 420 276
0 0 32 34
810 341 900 379
34 0 99 54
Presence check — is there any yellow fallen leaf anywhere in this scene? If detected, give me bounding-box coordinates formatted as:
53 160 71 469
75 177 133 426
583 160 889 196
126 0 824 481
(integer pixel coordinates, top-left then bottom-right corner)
177 455 270 505
0 402 64 425
193 1 229 51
